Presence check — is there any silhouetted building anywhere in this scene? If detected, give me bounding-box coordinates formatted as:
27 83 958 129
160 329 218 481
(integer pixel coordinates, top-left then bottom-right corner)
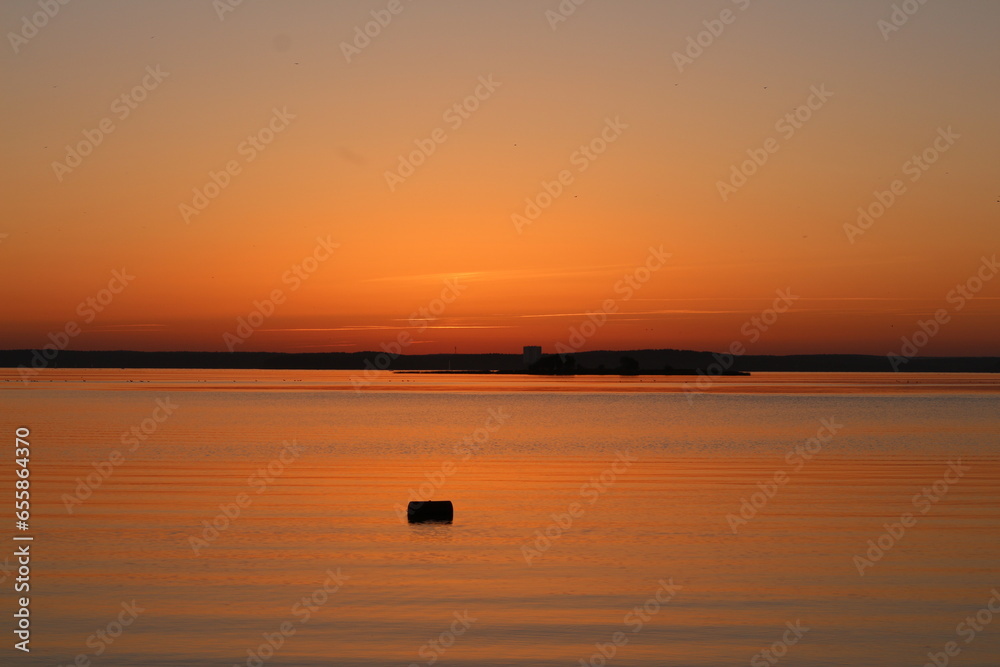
523 346 542 369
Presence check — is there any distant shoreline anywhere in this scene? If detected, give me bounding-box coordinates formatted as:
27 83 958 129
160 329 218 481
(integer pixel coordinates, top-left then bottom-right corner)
0 349 996 374
395 369 752 377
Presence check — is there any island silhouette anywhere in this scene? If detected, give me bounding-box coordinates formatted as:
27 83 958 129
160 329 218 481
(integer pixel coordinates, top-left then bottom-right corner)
1 348 996 374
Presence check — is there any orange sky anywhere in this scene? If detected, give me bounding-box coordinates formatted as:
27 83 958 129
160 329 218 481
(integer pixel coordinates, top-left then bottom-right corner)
1 0 998 355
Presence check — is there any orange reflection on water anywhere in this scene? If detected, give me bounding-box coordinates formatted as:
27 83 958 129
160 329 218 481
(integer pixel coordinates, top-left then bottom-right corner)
3 370 999 665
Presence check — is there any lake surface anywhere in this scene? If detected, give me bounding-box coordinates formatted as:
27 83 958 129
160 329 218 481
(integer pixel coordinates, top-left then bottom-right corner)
2 370 999 666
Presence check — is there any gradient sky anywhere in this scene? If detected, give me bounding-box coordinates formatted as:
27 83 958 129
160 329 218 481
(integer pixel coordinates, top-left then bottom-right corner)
1 0 998 355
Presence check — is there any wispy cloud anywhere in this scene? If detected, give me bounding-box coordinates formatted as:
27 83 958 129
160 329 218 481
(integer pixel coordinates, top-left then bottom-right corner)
261 325 517 332
87 323 166 332
359 264 636 285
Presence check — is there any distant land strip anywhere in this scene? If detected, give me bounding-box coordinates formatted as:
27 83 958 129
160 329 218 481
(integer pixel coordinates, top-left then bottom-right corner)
0 349 998 374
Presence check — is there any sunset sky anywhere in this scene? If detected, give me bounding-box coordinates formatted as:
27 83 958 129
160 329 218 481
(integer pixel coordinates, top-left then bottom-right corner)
2 0 998 355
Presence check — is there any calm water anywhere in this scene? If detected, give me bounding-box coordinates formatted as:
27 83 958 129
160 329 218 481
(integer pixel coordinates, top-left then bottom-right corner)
3 371 1000 666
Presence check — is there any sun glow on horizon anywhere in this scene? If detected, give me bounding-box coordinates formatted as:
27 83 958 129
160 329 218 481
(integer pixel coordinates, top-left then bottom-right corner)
1 1 998 356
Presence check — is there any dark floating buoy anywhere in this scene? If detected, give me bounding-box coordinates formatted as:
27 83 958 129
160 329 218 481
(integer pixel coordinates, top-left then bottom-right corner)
408 500 454 524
